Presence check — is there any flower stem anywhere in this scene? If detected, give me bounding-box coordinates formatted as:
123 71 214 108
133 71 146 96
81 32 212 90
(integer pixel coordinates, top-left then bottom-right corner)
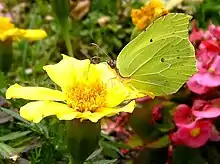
66 119 101 164
62 26 74 57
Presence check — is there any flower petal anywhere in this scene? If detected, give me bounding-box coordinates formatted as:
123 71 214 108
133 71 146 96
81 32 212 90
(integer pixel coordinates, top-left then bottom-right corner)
194 73 220 87
192 106 220 118
187 75 211 94
80 100 136 122
1 28 25 41
43 55 90 88
88 63 116 83
105 79 129 107
23 29 47 40
171 120 212 148
173 104 194 127
20 101 78 123
6 84 65 101
87 63 130 107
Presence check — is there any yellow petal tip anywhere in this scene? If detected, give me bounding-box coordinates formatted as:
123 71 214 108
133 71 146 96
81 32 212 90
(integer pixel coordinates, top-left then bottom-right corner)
6 83 21 99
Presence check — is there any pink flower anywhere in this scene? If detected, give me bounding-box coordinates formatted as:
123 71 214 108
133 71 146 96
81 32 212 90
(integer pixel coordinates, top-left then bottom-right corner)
196 40 219 71
173 104 195 126
187 22 220 95
187 75 211 94
208 24 220 40
192 99 220 118
187 41 220 93
170 120 212 148
189 20 204 43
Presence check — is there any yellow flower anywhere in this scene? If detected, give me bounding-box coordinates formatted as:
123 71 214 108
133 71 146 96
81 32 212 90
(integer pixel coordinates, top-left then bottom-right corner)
6 55 137 123
0 16 47 41
131 0 168 30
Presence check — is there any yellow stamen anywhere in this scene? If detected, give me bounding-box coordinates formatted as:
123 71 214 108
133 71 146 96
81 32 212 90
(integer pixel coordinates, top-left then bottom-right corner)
209 68 215 73
190 128 200 137
65 80 107 113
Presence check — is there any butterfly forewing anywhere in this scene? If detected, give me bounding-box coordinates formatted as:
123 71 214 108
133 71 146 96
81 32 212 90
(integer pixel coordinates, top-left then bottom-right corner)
116 13 196 96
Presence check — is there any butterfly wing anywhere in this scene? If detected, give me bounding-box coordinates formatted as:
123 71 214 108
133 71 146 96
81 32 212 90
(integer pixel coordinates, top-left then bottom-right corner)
117 13 196 96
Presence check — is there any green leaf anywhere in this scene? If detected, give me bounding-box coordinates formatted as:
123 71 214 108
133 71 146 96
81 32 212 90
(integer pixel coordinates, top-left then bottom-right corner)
0 71 6 89
0 107 30 125
99 140 121 155
127 134 144 148
146 135 170 148
0 131 31 142
86 148 103 161
0 142 18 159
91 159 117 164
172 146 207 164
129 100 162 140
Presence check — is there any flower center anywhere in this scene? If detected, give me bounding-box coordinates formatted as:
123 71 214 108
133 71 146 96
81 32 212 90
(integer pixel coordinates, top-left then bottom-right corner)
190 128 201 137
65 81 107 113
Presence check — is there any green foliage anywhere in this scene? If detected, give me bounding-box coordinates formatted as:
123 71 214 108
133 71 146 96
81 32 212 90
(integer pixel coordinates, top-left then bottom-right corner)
172 146 207 164
0 72 6 90
193 0 220 28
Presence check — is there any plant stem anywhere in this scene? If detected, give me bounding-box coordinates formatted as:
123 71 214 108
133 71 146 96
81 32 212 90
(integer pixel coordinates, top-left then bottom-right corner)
63 28 74 57
69 157 84 164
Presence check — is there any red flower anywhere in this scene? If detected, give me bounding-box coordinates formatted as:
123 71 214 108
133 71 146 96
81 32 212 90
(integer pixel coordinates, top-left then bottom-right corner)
173 104 195 127
170 120 212 148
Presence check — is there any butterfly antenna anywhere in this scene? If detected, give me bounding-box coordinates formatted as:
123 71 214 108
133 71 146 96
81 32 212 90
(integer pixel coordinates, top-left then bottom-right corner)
89 43 111 60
